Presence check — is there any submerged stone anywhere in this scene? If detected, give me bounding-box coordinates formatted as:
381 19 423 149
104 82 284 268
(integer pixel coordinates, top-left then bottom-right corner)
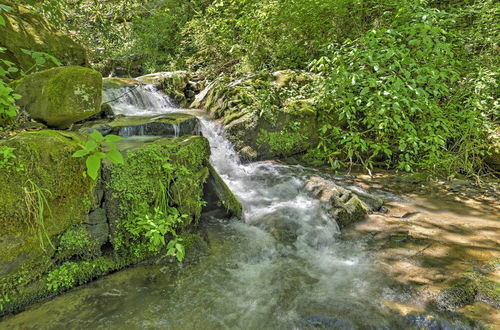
14 66 102 129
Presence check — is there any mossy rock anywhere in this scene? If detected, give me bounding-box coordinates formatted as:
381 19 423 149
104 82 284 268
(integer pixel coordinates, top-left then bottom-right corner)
192 73 319 160
135 71 192 107
203 163 243 218
437 265 500 310
80 114 201 138
103 135 211 247
0 0 87 77
0 130 95 294
14 66 102 129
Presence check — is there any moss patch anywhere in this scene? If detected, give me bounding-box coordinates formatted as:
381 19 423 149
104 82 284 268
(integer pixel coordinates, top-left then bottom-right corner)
0 130 95 295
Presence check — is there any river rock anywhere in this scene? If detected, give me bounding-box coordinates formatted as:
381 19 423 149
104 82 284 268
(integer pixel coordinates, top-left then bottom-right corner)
137 71 193 107
80 114 200 138
192 72 321 160
0 1 87 77
14 66 102 128
0 130 95 292
203 163 243 218
304 176 369 229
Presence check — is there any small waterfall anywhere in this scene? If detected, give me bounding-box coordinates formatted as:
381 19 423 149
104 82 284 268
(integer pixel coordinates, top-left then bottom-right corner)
199 118 340 244
103 84 177 116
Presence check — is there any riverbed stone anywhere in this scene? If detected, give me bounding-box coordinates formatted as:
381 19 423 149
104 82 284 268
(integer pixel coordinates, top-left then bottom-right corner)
14 66 102 128
203 163 243 218
192 72 321 160
304 176 369 229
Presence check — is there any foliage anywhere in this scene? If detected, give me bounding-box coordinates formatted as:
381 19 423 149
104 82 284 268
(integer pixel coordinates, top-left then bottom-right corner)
46 261 82 292
72 130 124 180
0 4 20 125
308 1 494 176
20 49 62 75
125 206 187 261
0 146 16 169
56 225 100 261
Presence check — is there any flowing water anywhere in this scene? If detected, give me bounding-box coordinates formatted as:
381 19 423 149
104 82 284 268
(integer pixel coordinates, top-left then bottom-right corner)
2 84 476 329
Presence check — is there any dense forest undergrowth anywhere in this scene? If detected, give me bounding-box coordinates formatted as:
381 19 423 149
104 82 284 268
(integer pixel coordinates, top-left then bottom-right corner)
1 0 499 179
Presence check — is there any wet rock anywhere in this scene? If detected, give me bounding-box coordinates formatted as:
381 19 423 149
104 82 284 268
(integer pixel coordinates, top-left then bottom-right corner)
84 208 109 247
203 163 242 218
304 176 368 229
14 66 102 129
137 71 194 107
192 72 320 160
0 130 95 289
81 114 200 138
436 268 500 311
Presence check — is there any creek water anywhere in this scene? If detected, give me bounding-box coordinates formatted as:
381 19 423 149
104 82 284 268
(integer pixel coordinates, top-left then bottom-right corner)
2 84 476 330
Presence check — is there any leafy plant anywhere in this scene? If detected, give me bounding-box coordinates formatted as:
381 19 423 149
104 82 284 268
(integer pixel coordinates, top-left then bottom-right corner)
125 206 187 262
20 49 62 75
72 130 124 180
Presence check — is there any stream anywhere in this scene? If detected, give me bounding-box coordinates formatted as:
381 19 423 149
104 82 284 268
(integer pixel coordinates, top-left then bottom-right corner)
1 84 489 330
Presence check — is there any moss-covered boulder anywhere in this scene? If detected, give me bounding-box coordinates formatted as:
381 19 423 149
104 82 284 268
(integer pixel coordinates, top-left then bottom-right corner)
0 1 87 76
192 72 320 160
304 176 369 229
79 114 201 138
0 130 95 296
203 163 243 218
137 71 198 107
14 66 102 129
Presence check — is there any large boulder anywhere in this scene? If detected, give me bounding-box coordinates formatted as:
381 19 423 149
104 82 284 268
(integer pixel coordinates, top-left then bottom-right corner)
14 66 102 128
0 1 87 76
0 130 95 295
203 163 243 218
192 71 320 160
0 131 242 315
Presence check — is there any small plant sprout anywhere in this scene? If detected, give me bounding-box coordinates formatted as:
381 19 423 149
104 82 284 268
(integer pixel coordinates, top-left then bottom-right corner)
72 130 124 180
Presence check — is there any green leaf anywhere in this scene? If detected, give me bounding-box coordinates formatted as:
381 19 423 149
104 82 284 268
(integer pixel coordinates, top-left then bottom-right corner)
84 140 98 152
86 154 101 180
104 134 124 143
106 149 124 164
72 149 90 158
89 130 104 142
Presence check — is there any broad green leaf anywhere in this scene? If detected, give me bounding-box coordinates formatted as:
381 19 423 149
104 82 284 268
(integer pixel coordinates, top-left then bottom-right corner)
89 130 104 142
86 154 101 180
72 149 89 158
106 149 124 164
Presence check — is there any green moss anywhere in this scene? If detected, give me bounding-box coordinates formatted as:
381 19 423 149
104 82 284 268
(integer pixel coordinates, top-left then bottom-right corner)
55 225 101 261
14 66 102 128
0 130 95 295
438 262 500 309
105 135 210 254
